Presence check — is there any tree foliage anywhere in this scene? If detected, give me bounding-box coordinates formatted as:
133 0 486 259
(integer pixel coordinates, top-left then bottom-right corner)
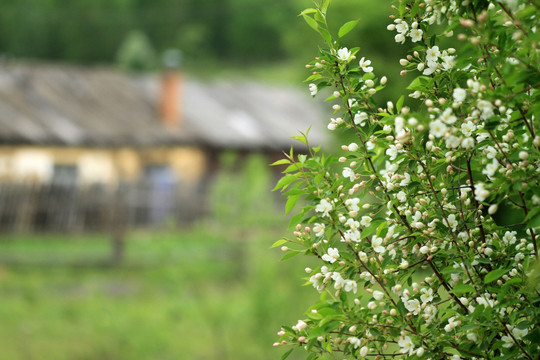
0 0 398 69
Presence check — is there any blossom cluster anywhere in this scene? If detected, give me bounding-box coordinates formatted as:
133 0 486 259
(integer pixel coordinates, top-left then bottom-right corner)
274 1 539 359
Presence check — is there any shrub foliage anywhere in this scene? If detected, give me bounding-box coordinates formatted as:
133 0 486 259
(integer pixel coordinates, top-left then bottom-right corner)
273 0 540 359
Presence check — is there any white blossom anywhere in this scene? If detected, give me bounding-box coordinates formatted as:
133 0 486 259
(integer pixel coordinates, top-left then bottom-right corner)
398 336 415 356
426 46 441 62
429 119 447 137
354 112 368 126
441 54 456 70
396 191 407 202
322 248 339 263
337 47 353 62
410 28 423 42
477 100 494 120
345 198 360 212
423 61 438 75
484 146 497 159
349 336 361 349
400 173 411 186
439 108 457 124
360 216 372 227
386 145 399 160
359 57 373 72
396 21 409 34
453 87 466 102
372 237 385 254
294 319 308 331
342 167 356 181
446 135 460 149
344 279 358 293
373 290 384 300
445 213 458 231
315 199 333 217
359 346 368 357
313 223 325 237
461 136 475 149
420 288 433 303
482 158 499 178
395 33 406 44
461 121 476 136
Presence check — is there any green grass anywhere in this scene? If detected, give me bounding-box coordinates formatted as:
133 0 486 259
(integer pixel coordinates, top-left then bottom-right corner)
0 223 317 360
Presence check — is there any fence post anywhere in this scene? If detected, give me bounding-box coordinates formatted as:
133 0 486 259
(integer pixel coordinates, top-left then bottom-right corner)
110 186 126 266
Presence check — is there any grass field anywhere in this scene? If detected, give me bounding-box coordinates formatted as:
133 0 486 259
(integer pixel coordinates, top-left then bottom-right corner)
0 222 317 360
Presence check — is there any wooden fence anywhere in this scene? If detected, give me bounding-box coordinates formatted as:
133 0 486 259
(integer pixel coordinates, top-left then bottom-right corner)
0 180 206 233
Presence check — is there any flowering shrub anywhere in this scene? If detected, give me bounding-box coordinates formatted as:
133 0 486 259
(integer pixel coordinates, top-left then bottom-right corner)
272 0 539 359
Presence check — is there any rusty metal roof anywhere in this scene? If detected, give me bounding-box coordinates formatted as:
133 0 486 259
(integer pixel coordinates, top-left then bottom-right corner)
0 62 327 151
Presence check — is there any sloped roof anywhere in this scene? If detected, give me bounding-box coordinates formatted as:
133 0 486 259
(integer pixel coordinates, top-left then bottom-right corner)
0 62 326 151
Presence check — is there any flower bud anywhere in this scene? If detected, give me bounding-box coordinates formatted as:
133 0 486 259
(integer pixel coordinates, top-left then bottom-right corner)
360 346 369 357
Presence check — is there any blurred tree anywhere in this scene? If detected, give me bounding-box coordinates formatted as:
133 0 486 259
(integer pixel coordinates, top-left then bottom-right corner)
116 30 158 72
0 0 404 84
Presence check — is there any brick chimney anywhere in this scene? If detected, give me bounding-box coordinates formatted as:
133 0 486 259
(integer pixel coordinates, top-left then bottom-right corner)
160 49 183 127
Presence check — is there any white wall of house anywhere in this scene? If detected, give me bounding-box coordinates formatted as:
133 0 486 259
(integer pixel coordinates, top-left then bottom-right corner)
77 152 117 185
12 150 54 182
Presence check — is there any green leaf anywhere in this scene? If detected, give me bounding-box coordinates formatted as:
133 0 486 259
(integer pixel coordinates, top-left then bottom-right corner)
304 73 322 82
273 173 301 191
484 269 508 284
271 239 288 248
314 10 325 24
396 95 405 113
338 20 359 38
451 284 476 294
281 348 294 360
407 76 432 91
321 0 332 15
430 34 436 47
504 277 522 286
299 8 317 16
319 27 332 44
270 159 291 166
285 195 300 214
302 14 319 32
281 250 301 261
288 212 305 229
526 210 540 229
291 135 308 146
283 164 302 174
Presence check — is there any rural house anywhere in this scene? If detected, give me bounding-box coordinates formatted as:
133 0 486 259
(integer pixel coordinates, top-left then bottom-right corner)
0 61 326 231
